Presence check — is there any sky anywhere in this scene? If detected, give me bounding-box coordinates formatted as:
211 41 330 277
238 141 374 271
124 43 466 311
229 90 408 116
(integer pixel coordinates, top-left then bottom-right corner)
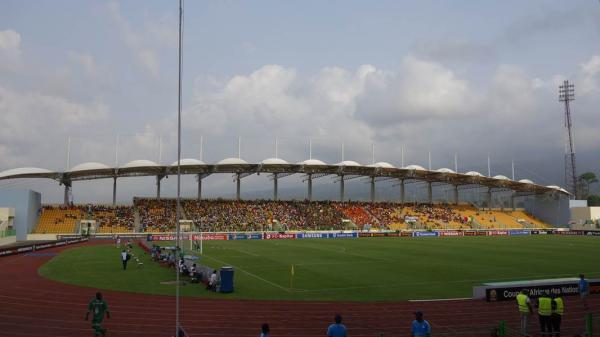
0 0 599 203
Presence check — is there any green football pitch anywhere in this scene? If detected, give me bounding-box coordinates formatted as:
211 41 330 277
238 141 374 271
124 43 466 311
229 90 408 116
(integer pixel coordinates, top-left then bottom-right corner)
39 236 600 301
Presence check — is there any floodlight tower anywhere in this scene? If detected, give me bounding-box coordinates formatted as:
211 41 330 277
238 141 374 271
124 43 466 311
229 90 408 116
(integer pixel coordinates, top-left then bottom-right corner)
558 80 578 198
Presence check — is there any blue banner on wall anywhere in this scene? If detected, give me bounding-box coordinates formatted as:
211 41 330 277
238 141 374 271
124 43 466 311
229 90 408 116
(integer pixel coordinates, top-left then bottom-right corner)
412 231 439 237
228 233 263 240
509 230 531 236
296 232 358 239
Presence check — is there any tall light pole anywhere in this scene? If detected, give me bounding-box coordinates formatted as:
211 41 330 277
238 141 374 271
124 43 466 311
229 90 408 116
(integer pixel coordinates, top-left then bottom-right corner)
175 0 184 335
559 80 577 198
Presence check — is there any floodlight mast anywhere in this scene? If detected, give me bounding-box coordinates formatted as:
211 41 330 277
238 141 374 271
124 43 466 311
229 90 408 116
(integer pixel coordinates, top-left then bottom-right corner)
559 80 577 198
175 0 183 335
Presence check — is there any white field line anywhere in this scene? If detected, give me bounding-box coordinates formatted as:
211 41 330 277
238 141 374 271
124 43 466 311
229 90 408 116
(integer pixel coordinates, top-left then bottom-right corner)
202 254 291 293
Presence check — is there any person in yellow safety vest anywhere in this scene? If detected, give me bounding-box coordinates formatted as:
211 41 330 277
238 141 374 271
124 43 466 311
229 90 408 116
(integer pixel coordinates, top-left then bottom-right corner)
516 289 534 337
551 294 564 337
537 294 554 337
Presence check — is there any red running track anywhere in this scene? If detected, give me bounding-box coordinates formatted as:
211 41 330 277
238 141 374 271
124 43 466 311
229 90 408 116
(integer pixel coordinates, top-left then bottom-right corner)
0 241 596 337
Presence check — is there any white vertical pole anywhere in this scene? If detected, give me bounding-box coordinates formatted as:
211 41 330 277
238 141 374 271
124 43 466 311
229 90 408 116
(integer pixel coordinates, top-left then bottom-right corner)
115 135 120 167
487 155 491 177
199 136 203 161
275 138 278 158
371 143 375 164
158 135 162 165
66 136 71 170
238 136 241 159
454 153 458 173
512 158 515 180
309 138 312 160
341 142 344 162
401 144 404 168
428 150 431 170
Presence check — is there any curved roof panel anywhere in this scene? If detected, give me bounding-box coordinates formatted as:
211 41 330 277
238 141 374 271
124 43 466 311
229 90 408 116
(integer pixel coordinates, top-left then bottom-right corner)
518 179 534 184
464 171 484 177
261 158 289 165
372 161 395 168
493 175 510 181
300 159 327 166
0 167 53 179
436 168 455 173
404 164 426 171
170 158 206 166
217 157 248 165
336 160 362 167
69 162 111 172
121 160 159 169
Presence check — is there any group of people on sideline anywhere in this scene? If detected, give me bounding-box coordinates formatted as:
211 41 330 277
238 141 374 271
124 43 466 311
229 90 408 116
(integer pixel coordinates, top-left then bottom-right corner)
517 274 590 337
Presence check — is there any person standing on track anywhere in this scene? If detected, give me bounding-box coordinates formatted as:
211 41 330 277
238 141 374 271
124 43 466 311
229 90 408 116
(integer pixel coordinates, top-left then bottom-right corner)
327 314 347 337
551 294 564 337
516 289 534 337
579 274 589 310
85 292 110 337
537 294 554 337
259 323 270 337
411 311 431 337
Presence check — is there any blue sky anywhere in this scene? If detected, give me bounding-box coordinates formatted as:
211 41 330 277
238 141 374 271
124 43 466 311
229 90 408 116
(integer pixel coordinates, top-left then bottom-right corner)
0 0 599 202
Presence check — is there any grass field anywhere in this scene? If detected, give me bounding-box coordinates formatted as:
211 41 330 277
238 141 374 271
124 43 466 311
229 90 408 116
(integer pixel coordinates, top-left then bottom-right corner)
39 236 600 301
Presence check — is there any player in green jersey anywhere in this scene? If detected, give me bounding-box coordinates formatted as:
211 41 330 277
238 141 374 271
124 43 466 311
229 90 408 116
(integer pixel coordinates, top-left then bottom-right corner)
85 292 110 337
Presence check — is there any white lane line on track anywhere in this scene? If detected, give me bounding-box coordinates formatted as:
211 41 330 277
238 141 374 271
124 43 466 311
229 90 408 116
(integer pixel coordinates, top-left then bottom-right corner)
409 297 472 302
202 254 291 293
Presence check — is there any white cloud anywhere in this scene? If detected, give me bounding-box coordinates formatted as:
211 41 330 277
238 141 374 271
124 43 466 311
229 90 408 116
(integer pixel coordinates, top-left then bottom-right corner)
356 57 474 126
68 51 97 76
0 85 108 167
0 29 22 71
580 55 600 95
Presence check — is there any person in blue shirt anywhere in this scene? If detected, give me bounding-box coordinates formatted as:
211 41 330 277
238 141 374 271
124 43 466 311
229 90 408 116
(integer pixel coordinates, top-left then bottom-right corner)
411 311 431 337
327 314 347 337
259 323 270 337
579 274 589 310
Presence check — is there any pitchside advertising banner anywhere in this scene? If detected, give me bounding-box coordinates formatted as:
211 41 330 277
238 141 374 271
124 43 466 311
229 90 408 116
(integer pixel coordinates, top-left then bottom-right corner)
486 280 600 302
0 237 89 257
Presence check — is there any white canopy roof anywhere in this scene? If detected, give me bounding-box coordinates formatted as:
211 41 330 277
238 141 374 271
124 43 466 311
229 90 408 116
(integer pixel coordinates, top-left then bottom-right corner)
300 159 327 166
336 160 361 167
170 158 205 166
404 164 426 171
465 171 484 177
370 161 395 169
0 167 53 179
436 168 456 173
493 175 510 181
121 160 159 169
518 179 534 184
69 162 111 172
217 157 248 165
261 158 289 165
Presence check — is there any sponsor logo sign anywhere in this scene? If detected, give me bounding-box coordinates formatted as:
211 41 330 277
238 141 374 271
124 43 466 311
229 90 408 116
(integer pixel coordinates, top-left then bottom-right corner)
329 232 358 239
486 280 600 302
439 231 464 237
487 230 508 236
228 233 263 240
509 230 530 236
412 231 439 237
264 233 296 240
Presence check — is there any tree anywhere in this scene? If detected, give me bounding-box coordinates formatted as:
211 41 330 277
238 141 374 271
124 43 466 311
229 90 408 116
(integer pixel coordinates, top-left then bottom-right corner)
588 195 600 207
578 172 598 198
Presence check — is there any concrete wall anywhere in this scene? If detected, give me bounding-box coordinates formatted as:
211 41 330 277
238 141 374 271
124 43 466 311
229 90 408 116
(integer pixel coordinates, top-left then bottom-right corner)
571 207 600 224
524 194 570 227
0 190 41 241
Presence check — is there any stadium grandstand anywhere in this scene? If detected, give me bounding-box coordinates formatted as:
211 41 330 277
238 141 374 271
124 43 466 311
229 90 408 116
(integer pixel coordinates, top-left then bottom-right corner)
32 199 552 234
0 156 570 235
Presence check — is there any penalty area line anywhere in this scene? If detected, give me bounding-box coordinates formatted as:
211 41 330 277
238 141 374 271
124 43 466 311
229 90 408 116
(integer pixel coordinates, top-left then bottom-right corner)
409 297 472 302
